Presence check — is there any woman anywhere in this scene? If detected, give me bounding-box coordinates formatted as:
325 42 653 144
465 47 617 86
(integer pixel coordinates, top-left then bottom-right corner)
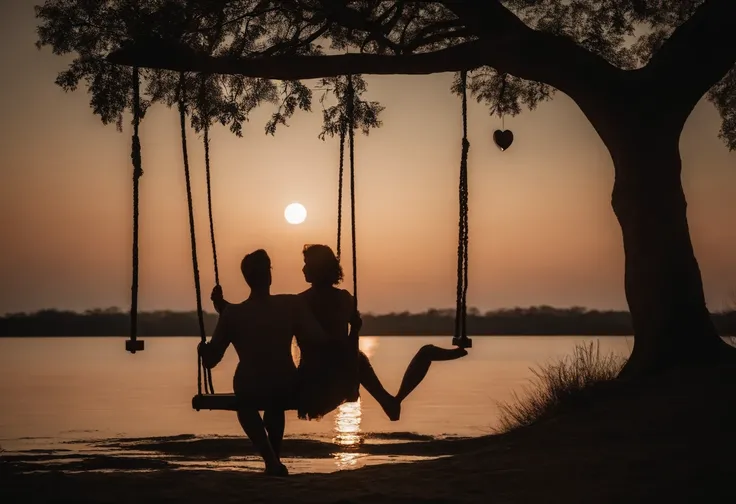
295 244 468 421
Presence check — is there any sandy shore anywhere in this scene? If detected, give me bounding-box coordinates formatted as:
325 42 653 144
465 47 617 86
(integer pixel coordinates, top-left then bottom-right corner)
3 364 736 504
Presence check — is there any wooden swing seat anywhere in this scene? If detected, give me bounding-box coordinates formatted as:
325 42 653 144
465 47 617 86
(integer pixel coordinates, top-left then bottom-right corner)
192 393 299 412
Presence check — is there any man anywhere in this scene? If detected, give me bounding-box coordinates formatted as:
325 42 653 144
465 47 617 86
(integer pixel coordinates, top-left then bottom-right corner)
199 249 329 476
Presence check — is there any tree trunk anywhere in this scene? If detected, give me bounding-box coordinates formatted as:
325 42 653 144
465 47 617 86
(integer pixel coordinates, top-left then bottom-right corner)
607 123 733 378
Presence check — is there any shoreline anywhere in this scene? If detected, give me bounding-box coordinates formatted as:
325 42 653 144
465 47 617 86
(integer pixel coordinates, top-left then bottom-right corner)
1 431 479 475
4 363 736 503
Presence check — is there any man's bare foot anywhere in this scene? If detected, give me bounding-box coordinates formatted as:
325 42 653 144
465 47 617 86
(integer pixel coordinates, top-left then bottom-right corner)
264 462 289 477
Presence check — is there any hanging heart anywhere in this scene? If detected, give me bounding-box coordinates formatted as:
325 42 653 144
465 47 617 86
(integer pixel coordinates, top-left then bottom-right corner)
493 129 514 151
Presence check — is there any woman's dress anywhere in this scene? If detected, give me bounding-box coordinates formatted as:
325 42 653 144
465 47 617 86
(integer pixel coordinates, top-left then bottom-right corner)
296 287 360 420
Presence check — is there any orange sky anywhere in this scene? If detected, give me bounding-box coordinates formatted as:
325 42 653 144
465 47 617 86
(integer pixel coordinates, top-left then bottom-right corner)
2 1 736 315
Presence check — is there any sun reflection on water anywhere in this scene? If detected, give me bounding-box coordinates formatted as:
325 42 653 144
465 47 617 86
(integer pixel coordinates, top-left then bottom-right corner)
331 336 378 469
332 399 364 468
334 399 363 446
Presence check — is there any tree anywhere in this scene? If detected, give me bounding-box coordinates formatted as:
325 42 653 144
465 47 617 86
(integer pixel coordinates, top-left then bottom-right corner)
36 0 736 378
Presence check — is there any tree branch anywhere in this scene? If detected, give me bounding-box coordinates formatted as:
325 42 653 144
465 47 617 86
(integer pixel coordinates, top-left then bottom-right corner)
256 23 330 57
109 30 614 94
108 39 487 79
403 28 472 53
107 0 620 111
645 0 736 121
194 5 280 35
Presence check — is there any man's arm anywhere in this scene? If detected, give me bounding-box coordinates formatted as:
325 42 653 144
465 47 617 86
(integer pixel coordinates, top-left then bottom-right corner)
210 285 234 314
199 309 233 369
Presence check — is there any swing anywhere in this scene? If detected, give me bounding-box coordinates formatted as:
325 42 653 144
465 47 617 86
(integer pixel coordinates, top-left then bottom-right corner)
124 70 474 413
192 75 363 412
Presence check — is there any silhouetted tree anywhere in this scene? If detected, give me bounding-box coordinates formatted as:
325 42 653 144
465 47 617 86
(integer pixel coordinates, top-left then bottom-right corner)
34 0 382 137
36 1 736 377
5 306 736 337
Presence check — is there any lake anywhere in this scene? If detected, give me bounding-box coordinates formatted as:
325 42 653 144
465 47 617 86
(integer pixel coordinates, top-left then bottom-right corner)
0 335 633 473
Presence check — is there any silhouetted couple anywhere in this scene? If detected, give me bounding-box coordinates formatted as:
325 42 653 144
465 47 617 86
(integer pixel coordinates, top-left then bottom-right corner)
199 244 467 475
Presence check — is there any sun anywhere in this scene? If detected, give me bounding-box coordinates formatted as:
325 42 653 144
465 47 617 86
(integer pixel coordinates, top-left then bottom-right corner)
284 202 307 225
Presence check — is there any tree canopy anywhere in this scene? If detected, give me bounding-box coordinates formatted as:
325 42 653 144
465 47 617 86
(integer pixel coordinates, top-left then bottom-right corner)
35 1 736 148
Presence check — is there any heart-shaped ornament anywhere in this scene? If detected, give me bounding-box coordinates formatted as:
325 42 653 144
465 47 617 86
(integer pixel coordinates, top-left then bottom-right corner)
493 129 514 151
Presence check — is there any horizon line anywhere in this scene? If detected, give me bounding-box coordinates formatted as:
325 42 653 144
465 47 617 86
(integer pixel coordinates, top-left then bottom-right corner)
3 305 736 317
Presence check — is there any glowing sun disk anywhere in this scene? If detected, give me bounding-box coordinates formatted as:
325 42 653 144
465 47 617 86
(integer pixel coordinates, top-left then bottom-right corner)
285 203 307 225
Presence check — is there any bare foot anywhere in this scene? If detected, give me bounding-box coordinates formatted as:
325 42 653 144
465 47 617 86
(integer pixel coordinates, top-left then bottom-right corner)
264 462 289 477
381 396 401 422
423 345 468 361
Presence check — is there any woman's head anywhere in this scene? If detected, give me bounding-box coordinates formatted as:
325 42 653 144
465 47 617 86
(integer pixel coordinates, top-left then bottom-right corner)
302 244 343 286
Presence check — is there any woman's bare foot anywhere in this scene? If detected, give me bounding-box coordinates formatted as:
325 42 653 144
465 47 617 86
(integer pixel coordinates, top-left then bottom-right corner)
421 345 468 361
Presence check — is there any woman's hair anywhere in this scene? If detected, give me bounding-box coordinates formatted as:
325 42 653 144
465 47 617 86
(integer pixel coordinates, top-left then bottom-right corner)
302 244 343 286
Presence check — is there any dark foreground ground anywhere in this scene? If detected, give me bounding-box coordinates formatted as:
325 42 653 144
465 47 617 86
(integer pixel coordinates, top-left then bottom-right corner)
3 364 735 504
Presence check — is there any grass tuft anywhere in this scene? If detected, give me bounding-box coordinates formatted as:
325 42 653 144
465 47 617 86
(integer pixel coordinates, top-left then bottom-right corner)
497 341 627 432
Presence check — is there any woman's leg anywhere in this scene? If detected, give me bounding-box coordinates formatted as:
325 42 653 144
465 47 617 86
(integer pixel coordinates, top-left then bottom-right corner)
358 351 401 420
358 345 467 421
236 409 288 476
395 345 468 402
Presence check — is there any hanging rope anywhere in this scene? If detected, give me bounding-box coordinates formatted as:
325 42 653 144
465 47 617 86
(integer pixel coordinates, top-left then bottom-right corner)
336 119 346 262
127 66 144 353
347 76 358 308
335 76 357 301
178 72 214 395
453 70 471 349
200 77 220 395
204 124 219 286
200 79 220 287
500 75 507 130
344 74 361 401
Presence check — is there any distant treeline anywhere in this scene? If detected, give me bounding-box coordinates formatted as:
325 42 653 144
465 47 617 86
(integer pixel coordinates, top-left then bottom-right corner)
3 306 736 337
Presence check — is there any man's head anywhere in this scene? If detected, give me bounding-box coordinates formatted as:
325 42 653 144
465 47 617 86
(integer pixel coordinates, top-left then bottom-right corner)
241 249 272 290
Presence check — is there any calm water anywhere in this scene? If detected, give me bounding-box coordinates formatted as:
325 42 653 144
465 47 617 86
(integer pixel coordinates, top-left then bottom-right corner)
0 336 632 473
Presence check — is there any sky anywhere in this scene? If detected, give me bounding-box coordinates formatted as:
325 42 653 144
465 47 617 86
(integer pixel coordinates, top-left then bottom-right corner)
1 1 736 316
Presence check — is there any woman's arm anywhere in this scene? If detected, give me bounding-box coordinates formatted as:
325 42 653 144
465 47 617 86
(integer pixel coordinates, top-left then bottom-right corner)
343 290 362 338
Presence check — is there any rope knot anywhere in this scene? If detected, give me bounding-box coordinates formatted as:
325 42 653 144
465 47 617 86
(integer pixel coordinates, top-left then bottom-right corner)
131 135 143 179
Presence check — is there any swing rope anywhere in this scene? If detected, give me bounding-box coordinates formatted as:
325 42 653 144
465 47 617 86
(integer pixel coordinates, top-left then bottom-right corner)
343 75 361 401
201 100 220 285
200 23 223 289
347 76 358 308
127 66 144 353
453 70 471 348
336 118 346 262
335 76 357 304
177 72 214 395
199 75 219 394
